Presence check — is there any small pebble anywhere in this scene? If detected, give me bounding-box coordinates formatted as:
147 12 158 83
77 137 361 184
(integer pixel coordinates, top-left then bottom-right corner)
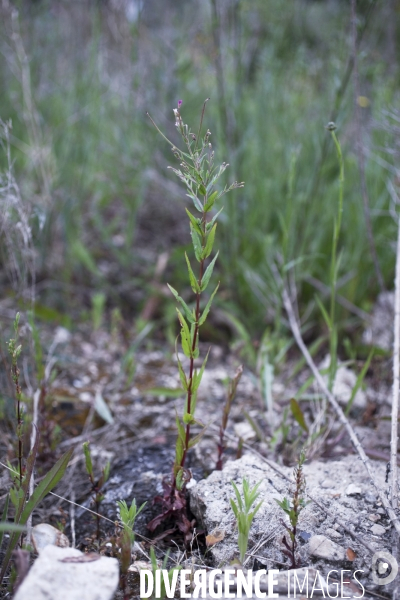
299 531 311 542
365 491 377 504
325 527 342 539
377 508 385 515
345 483 362 496
368 514 380 522
320 479 331 489
233 422 256 442
370 524 386 536
309 535 345 561
32 524 69 554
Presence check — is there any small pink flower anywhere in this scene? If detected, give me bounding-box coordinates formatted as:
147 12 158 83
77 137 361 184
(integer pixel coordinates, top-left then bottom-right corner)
178 100 182 108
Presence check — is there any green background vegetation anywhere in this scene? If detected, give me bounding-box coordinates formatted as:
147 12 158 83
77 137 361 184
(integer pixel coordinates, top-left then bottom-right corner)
0 0 399 345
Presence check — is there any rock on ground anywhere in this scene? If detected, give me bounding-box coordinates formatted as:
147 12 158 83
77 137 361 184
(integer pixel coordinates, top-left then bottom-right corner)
189 453 389 595
31 523 69 553
309 535 346 561
363 291 394 350
13 546 119 600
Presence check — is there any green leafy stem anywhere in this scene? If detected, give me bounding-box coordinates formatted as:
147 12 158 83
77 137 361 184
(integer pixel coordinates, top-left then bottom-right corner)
147 100 243 492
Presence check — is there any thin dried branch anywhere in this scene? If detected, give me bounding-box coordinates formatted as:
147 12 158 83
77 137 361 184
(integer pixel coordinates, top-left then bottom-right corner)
391 218 400 510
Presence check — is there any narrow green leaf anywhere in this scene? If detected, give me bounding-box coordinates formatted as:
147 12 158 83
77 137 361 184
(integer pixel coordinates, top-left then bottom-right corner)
230 499 239 519
345 348 374 415
192 348 210 393
175 437 184 466
200 252 219 292
14 425 40 524
289 398 309 433
185 253 201 293
188 426 207 449
176 468 185 491
198 283 219 326
1 448 73 586
250 501 263 520
231 481 243 511
83 442 93 477
190 225 203 262
185 209 203 235
176 309 192 358
142 386 185 397
175 344 188 391
9 487 23 509
0 523 26 533
167 284 194 323
315 295 332 330
175 411 186 444
21 448 73 524
204 191 218 212
186 194 203 212
207 206 224 230
94 392 114 425
202 223 217 259
180 332 191 358
199 184 207 196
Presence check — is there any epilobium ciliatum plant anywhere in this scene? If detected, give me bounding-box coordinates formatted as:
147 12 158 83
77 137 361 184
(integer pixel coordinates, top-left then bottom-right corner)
275 449 308 569
230 478 263 564
116 498 146 598
0 314 73 587
83 441 110 541
146 100 243 537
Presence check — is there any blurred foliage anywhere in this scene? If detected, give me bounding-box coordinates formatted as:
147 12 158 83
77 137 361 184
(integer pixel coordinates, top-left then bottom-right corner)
0 0 399 340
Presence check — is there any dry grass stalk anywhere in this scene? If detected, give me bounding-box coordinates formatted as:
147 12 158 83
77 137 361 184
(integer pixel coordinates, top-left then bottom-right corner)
391 217 400 511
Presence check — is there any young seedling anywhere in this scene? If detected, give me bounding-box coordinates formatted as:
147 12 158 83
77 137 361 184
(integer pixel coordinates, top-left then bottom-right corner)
148 546 182 600
275 449 308 569
116 498 146 599
82 441 110 541
230 478 263 564
216 364 243 470
146 100 243 537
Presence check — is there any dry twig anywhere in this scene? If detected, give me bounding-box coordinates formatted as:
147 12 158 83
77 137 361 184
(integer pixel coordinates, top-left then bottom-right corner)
391 217 400 511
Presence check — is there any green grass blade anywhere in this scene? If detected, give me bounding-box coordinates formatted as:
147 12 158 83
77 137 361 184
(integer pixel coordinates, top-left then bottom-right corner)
20 448 73 524
345 348 374 415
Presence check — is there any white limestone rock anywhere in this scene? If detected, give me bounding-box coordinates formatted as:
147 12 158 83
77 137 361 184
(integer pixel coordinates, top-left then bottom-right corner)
309 535 345 562
13 546 119 600
31 523 69 554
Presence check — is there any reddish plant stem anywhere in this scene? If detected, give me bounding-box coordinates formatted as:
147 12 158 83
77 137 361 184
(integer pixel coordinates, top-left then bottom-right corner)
177 258 205 478
171 207 208 492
